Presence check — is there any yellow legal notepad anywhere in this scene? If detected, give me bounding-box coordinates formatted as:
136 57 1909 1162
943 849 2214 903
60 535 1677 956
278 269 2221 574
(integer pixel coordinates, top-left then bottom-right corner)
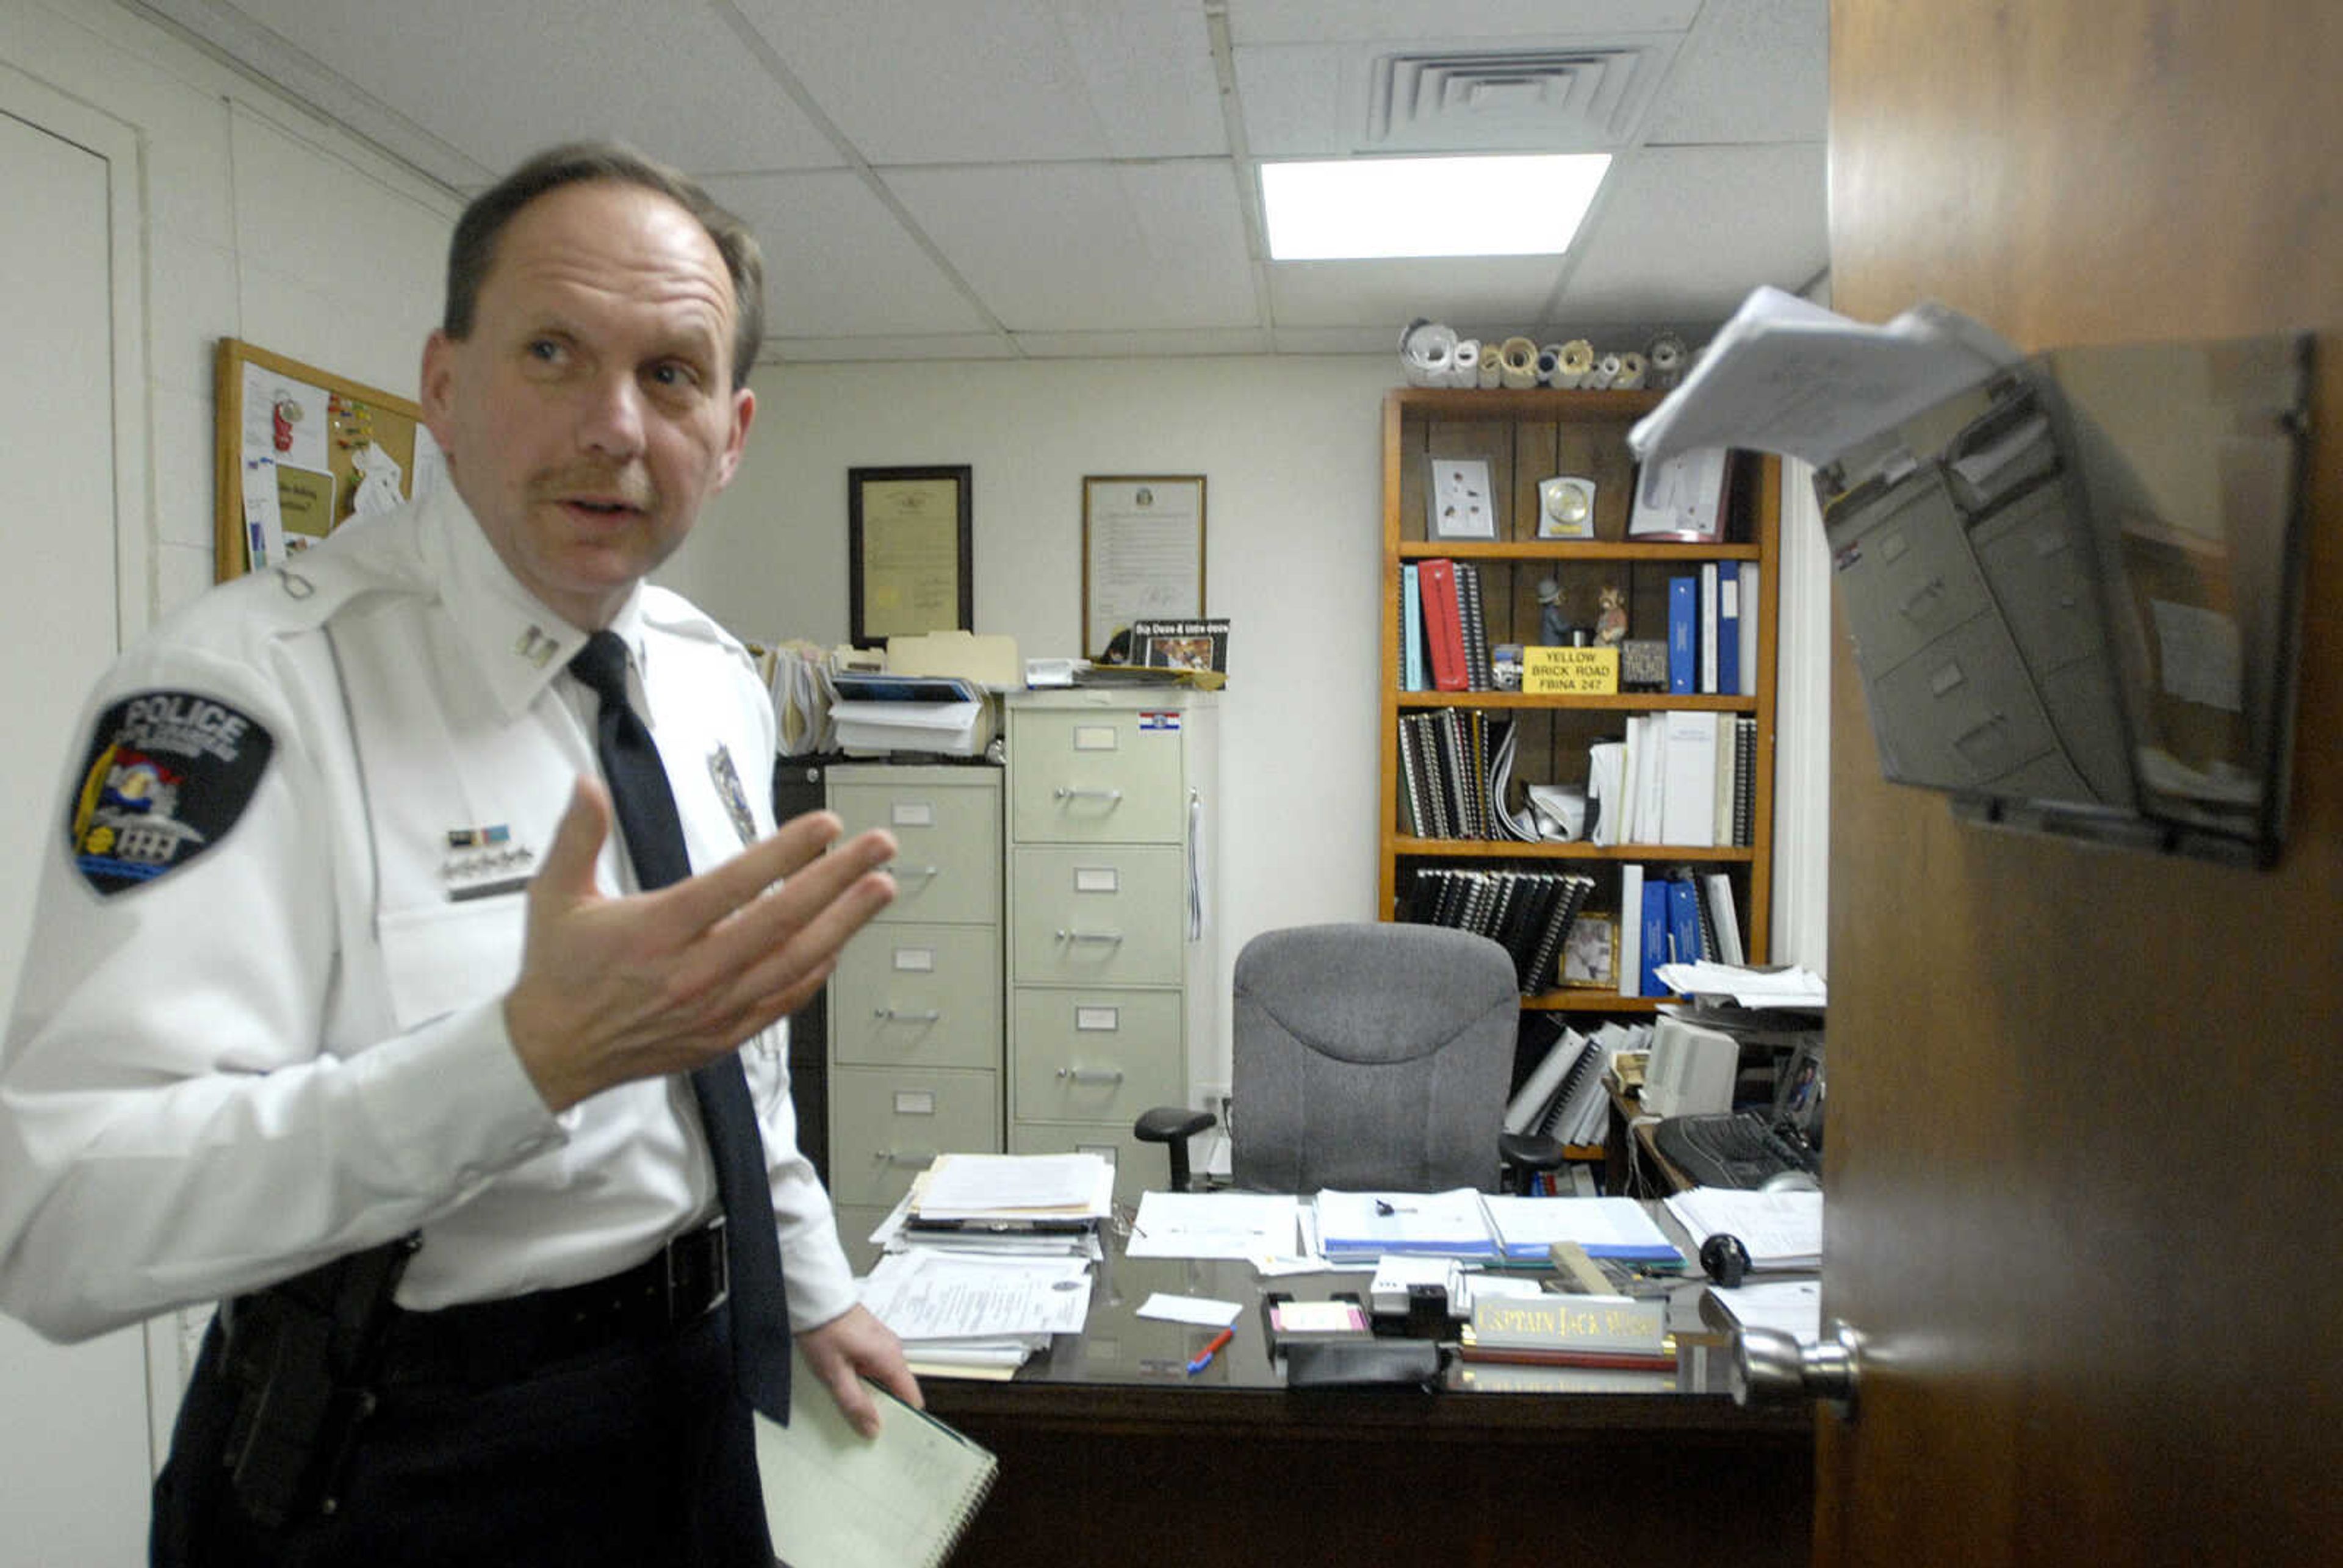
757 1349 999 1568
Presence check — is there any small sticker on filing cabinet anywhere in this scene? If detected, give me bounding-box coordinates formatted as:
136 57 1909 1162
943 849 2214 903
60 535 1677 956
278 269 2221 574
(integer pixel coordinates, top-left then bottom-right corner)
1074 725 1118 750
894 947 935 971
1074 866 1119 893
1139 711 1179 732
891 801 934 827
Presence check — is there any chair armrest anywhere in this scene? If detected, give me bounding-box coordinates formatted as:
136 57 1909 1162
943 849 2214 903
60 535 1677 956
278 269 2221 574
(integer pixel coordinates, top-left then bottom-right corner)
1499 1131 1570 1179
1132 1107 1217 1193
1134 1107 1217 1145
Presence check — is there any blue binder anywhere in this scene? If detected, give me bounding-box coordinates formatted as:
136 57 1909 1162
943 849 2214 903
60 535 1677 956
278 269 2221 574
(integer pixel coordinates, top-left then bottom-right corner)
1668 576 1697 694
1401 563 1425 690
1717 569 1741 696
1639 880 1671 996
1665 876 1705 966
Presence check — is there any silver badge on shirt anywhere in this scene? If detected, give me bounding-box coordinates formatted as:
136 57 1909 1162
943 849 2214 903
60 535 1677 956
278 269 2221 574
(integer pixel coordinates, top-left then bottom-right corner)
708 746 757 846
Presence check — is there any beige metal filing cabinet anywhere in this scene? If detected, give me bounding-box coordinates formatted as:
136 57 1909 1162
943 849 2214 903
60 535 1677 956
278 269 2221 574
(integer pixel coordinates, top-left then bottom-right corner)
1005 689 1218 1207
824 763 1002 1262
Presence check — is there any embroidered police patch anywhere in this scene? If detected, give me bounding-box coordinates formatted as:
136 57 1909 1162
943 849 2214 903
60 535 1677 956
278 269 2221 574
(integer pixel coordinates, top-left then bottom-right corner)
67 691 274 896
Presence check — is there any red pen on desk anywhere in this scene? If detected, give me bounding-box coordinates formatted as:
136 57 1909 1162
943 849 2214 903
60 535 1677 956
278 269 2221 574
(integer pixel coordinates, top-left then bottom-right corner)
1187 1327 1234 1375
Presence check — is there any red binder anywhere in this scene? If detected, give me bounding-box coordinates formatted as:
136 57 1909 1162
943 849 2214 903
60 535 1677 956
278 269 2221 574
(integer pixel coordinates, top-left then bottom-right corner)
1419 558 1469 692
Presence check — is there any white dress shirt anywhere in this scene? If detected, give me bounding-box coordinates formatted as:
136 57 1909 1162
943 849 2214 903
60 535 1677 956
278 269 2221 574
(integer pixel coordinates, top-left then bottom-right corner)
0 484 856 1340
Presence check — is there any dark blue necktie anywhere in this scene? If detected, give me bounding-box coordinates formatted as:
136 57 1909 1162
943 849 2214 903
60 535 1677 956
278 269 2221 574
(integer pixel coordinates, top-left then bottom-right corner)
568 630 791 1420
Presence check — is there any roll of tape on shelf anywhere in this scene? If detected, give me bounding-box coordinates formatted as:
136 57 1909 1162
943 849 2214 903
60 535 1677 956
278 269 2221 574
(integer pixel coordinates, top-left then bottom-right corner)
1449 339 1482 389
1499 336 1539 389
1399 318 1458 387
1536 343 1565 383
1588 352 1622 390
1614 351 1648 390
1555 338 1594 389
1646 331 1687 389
1477 342 1505 387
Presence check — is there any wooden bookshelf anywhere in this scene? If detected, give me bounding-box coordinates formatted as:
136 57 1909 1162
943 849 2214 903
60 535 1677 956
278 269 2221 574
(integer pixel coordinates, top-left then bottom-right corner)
1375 385 1780 1015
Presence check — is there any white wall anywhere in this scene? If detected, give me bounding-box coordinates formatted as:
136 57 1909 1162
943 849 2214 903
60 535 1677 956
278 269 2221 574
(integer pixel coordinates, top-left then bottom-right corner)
0 0 456 1552
0 0 456 625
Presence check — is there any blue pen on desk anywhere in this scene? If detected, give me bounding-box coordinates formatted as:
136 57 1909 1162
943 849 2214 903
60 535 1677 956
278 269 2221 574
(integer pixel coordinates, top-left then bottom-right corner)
1186 1326 1233 1375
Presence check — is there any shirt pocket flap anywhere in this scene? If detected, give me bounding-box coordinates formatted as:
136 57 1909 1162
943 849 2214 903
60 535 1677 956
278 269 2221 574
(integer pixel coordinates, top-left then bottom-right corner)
378 896 527 1033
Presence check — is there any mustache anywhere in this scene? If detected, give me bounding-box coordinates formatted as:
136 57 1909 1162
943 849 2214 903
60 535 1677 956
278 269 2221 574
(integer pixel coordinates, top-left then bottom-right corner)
527 466 657 510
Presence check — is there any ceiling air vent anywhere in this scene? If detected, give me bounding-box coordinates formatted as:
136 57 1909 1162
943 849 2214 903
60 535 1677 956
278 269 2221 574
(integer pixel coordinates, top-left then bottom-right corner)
1366 46 1665 152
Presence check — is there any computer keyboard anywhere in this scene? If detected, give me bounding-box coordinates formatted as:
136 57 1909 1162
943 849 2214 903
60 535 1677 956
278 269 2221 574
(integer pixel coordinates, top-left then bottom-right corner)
1651 1111 1821 1190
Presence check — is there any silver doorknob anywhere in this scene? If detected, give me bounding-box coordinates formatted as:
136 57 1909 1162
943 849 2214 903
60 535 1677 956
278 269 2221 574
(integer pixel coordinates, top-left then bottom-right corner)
1732 1320 1863 1418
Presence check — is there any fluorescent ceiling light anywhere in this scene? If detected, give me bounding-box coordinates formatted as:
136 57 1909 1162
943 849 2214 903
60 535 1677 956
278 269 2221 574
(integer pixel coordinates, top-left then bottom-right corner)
1260 154 1611 261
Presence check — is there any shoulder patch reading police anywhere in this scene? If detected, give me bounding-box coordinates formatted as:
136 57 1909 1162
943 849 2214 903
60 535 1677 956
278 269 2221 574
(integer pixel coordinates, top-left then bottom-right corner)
68 691 274 896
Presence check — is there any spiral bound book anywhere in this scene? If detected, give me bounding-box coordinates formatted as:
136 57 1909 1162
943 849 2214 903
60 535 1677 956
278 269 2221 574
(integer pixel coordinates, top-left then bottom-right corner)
758 1348 999 1568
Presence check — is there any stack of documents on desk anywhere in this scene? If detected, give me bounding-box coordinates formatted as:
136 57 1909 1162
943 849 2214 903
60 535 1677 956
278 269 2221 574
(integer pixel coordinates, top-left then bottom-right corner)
858 1246 1093 1381
1662 1186 1823 1271
1479 1195 1686 1267
901 1152 1112 1251
1314 1189 1500 1262
1125 1190 1302 1261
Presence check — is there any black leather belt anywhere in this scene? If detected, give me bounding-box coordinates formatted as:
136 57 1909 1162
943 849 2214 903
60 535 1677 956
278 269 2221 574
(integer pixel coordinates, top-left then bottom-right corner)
375 1217 730 1389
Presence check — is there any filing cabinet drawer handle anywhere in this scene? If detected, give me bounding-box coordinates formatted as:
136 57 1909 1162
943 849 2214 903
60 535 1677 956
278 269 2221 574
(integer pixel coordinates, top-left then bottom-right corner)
1056 1067 1126 1085
896 864 941 883
872 1007 943 1024
1898 575 1946 617
874 1149 936 1168
1053 786 1123 803
1055 929 1125 944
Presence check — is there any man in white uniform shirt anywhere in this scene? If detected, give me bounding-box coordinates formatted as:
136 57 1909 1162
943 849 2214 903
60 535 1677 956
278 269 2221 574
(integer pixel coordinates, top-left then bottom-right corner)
0 142 918 1564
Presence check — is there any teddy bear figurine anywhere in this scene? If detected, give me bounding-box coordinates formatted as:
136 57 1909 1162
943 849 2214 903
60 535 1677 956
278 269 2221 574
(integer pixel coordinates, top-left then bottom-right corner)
1594 585 1629 647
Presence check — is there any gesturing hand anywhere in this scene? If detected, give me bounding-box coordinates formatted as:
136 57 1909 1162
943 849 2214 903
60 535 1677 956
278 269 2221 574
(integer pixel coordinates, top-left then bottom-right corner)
505 778 897 1112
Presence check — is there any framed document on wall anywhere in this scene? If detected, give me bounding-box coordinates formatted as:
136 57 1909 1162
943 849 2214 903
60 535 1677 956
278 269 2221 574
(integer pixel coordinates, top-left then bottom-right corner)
849 465 972 647
1082 475 1205 659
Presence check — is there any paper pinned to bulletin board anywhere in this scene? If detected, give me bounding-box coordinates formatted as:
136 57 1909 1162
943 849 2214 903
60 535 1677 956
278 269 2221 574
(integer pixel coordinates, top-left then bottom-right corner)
213 338 442 580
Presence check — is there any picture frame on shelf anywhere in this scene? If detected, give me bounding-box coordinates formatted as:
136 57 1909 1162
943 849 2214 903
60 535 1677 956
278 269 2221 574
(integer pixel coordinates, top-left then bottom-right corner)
848 464 972 649
1560 913 1619 990
1426 456 1497 541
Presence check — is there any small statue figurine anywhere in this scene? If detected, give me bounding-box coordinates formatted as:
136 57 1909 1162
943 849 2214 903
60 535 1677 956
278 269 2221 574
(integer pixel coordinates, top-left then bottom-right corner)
1594 585 1629 647
1535 577 1572 646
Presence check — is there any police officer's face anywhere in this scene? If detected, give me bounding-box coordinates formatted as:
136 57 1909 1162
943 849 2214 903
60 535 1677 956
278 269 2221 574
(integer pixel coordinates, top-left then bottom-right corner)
420 179 755 630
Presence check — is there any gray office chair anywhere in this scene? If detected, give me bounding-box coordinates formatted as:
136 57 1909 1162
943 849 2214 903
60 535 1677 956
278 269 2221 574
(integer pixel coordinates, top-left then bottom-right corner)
1135 922 1566 1193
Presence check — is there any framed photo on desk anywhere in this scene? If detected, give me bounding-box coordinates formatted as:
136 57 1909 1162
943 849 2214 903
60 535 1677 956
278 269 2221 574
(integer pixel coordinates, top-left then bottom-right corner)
849 464 973 648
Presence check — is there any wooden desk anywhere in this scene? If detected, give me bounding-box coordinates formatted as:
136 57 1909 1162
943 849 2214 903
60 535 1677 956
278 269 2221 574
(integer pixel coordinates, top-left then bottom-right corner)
921 1226 1811 1568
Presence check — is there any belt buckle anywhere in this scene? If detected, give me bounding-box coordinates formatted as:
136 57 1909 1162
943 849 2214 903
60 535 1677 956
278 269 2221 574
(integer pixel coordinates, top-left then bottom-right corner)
667 1216 730 1321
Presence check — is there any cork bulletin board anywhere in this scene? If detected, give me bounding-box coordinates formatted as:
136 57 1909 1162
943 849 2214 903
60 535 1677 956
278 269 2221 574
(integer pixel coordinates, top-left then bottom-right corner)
212 337 428 580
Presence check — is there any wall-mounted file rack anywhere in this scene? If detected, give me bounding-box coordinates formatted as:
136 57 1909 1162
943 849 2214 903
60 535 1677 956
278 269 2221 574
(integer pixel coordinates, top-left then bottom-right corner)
1376 386 1780 1023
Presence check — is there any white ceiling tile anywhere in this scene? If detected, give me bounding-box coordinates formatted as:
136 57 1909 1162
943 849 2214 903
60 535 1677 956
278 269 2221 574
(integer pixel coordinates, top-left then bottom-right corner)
885 161 1259 331
701 171 993 337
733 0 1216 165
1265 256 1568 333
1226 1 1704 47
183 0 842 174
1641 0 1828 144
765 334 1020 364
1560 143 1827 321
1012 327 1273 359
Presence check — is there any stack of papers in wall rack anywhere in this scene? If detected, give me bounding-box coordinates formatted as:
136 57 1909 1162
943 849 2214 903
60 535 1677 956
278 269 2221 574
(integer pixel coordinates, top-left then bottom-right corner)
828 672 994 757
1661 1186 1823 1271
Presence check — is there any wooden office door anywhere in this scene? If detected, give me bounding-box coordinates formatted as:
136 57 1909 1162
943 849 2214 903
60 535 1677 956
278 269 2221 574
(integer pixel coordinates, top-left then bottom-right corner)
1811 5 2343 1564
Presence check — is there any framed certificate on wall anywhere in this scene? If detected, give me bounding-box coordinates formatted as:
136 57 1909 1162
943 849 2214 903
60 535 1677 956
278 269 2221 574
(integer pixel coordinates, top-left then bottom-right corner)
1082 475 1205 659
849 465 972 647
